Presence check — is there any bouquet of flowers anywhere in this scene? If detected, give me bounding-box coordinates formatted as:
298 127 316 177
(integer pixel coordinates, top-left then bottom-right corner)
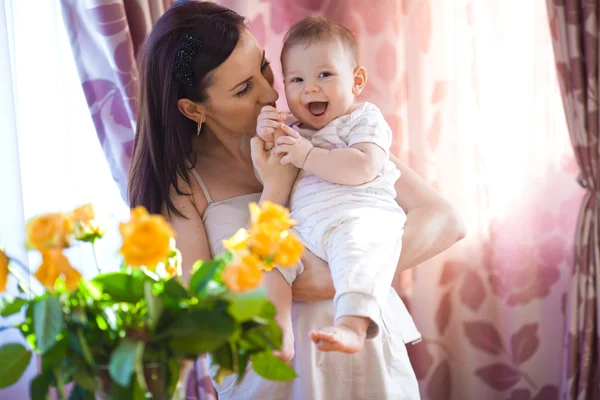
0 201 303 399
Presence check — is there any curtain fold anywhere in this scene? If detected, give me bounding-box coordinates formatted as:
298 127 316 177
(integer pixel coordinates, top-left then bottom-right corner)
547 0 600 398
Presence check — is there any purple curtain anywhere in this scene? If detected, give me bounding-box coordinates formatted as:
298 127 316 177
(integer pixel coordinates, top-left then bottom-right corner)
547 0 600 398
59 0 174 201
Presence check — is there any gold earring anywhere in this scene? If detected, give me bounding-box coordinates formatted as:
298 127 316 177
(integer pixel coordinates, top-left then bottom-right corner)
196 115 204 136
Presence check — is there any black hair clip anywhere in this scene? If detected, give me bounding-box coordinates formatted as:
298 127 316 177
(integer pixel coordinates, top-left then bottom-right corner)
172 34 203 87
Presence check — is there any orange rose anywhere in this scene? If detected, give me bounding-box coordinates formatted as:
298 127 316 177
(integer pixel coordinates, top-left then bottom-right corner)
119 206 175 268
274 232 304 267
25 213 72 250
222 228 249 253
248 222 282 264
70 203 104 242
249 202 296 231
34 248 82 291
222 253 264 293
0 249 9 292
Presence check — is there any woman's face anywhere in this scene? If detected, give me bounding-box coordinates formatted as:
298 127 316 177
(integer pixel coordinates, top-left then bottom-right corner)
204 29 278 136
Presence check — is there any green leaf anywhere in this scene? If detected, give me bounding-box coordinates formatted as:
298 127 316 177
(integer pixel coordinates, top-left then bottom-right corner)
211 343 234 372
78 279 102 301
41 336 67 372
189 259 223 295
0 295 29 317
167 358 180 396
242 319 282 351
163 278 190 300
251 351 297 381
226 287 268 322
72 366 98 392
0 343 33 388
76 329 94 365
144 281 163 331
33 296 64 353
109 339 142 387
92 272 144 303
68 384 94 400
237 350 250 383
30 372 51 400
70 307 88 325
167 309 236 355
133 339 148 397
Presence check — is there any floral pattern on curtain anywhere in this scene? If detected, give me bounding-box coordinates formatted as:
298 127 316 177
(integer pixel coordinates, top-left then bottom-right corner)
547 0 600 398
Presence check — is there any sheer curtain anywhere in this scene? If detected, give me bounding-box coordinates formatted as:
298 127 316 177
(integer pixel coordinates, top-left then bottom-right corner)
0 0 128 397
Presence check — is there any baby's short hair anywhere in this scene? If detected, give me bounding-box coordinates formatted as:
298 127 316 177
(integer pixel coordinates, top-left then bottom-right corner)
281 17 359 70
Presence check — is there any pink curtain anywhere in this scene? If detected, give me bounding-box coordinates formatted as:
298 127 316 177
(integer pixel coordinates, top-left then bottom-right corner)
547 0 600 398
204 0 583 399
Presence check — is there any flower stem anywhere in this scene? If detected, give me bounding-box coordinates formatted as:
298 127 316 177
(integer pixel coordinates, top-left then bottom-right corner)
53 366 67 400
6 258 35 297
91 242 101 275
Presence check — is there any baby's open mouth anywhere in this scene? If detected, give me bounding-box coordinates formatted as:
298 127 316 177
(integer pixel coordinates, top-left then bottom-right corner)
307 101 328 117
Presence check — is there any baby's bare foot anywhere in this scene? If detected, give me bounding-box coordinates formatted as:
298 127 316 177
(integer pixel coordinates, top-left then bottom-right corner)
273 330 295 362
309 325 365 354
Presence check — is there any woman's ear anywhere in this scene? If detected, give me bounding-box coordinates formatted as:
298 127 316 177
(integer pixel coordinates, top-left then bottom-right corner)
352 66 368 96
177 98 205 123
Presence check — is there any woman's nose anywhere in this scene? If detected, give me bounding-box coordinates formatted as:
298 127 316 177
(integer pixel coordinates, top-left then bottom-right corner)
258 76 279 105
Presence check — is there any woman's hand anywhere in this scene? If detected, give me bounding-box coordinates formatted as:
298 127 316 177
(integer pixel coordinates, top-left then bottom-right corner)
291 250 335 302
251 135 298 204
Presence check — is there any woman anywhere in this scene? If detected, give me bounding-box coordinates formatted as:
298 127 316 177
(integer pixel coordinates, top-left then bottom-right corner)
128 2 465 399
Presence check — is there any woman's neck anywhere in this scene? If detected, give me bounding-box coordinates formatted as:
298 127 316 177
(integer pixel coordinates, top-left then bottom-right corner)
194 127 252 163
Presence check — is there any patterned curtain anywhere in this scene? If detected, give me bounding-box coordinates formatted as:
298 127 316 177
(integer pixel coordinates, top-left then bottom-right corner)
200 1 583 399
547 0 600 399
59 0 174 201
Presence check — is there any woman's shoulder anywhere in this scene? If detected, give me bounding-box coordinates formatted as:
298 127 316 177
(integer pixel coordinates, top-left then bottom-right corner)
164 169 209 222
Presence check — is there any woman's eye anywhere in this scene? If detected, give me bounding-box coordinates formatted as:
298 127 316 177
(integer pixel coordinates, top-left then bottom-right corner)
319 72 332 78
236 81 253 97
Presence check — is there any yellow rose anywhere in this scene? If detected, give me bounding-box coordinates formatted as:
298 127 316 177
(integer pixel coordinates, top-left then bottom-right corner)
222 228 249 253
0 249 9 292
248 222 282 261
26 212 73 250
119 206 175 268
249 202 296 231
222 253 264 293
70 203 104 242
274 232 304 267
34 248 82 291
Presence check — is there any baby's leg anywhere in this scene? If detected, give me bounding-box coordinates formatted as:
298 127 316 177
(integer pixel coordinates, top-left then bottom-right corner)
310 215 403 353
264 270 295 362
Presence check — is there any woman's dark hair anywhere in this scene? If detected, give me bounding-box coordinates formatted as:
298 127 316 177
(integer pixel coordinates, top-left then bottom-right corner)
128 1 245 216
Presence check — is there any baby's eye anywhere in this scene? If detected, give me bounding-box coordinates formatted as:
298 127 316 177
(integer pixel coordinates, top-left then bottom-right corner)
319 72 332 78
290 77 303 83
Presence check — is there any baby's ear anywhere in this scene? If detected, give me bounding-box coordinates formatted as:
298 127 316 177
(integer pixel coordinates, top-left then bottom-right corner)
352 66 368 95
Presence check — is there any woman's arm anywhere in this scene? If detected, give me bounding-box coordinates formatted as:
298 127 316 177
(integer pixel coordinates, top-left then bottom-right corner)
251 136 298 206
292 155 466 302
163 178 212 284
391 155 466 273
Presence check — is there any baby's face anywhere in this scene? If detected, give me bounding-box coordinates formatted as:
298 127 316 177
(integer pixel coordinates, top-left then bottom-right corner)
282 40 358 130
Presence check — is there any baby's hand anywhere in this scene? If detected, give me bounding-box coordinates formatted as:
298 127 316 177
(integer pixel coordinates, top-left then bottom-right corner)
273 125 314 169
257 105 287 151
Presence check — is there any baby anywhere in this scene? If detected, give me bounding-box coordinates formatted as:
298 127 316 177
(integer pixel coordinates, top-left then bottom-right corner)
257 17 407 359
